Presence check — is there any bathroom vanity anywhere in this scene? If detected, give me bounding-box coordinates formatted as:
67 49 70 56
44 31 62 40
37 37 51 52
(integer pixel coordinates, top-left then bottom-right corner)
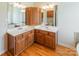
8 30 34 55
7 26 58 56
35 29 56 49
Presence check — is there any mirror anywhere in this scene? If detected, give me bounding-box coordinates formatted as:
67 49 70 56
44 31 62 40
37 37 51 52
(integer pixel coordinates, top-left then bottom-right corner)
7 3 25 29
41 5 57 26
7 2 57 29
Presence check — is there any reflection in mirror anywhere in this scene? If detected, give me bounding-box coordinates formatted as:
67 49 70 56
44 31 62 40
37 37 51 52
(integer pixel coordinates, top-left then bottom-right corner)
7 3 57 29
7 3 25 29
41 5 57 26
47 6 57 26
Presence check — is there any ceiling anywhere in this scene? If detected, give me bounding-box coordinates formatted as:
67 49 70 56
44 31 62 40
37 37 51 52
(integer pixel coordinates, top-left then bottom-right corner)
9 2 58 10
20 2 57 10
20 2 57 7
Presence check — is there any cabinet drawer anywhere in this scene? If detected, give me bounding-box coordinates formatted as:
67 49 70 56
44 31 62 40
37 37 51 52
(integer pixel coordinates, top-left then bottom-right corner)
39 30 48 34
48 32 55 37
15 39 25 55
45 35 55 49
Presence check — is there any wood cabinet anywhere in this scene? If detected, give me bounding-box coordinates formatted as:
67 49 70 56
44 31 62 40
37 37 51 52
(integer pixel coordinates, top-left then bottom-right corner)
8 29 56 55
34 29 56 50
8 30 34 56
47 10 54 17
27 30 34 47
36 33 44 45
34 29 45 45
45 32 56 49
34 29 38 42
23 32 28 48
25 7 41 25
15 34 25 55
8 34 15 55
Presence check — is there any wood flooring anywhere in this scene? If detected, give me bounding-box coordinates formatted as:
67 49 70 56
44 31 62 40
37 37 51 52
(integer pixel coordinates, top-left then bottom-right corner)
1 43 76 56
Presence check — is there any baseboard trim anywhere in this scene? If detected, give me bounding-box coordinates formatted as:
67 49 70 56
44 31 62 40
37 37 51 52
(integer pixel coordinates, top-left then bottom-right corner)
0 50 7 56
58 42 76 50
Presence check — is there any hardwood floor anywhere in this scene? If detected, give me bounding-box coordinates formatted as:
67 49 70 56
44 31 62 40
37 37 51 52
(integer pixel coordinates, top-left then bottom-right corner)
1 43 76 56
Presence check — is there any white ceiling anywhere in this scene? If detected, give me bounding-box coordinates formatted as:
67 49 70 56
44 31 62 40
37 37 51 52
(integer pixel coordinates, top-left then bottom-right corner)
20 2 35 7
9 2 58 10
20 2 57 7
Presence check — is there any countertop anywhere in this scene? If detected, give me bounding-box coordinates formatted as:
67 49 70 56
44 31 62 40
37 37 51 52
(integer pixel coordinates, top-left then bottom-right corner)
7 25 58 36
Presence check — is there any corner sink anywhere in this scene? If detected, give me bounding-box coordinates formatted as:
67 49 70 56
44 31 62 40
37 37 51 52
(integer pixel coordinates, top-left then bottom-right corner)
17 27 23 30
35 26 58 32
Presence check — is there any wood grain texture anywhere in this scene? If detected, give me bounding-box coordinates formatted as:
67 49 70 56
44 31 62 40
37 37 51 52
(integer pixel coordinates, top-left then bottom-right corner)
8 30 34 56
1 43 76 56
25 7 41 25
34 29 56 50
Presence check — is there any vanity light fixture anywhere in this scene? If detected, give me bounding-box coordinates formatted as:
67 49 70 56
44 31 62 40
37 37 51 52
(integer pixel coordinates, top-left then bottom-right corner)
42 4 55 10
12 2 26 9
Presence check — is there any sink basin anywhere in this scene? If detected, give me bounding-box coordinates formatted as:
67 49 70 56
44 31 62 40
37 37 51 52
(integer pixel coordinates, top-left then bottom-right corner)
17 27 23 30
35 26 58 32
7 26 34 36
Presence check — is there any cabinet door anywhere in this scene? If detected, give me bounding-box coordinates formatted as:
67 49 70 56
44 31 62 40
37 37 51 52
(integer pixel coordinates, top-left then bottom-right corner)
35 32 40 43
23 32 28 48
48 32 56 49
45 35 55 49
34 29 39 42
28 34 34 42
27 31 34 47
8 34 15 55
37 33 44 45
35 30 45 45
15 34 25 55
25 8 32 25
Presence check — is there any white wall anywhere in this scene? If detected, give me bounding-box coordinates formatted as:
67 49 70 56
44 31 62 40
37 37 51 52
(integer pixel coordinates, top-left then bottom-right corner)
57 2 79 49
0 3 8 55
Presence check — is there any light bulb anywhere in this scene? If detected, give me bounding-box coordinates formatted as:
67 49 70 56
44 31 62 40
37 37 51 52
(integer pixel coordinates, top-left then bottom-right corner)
13 3 26 9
